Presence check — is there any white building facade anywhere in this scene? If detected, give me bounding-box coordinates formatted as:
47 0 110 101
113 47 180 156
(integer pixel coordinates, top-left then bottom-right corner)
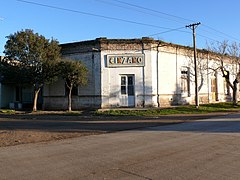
43 37 235 110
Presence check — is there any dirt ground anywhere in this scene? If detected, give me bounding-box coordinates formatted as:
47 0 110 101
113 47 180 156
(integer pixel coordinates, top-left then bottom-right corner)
0 130 102 147
0 111 230 147
0 112 104 147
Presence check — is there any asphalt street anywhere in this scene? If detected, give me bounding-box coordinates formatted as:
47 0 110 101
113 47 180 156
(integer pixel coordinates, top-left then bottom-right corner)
1 113 240 179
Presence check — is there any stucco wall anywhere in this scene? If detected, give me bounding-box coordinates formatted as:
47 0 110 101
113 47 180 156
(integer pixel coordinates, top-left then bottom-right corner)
43 38 237 110
100 50 143 108
156 45 234 106
43 51 102 110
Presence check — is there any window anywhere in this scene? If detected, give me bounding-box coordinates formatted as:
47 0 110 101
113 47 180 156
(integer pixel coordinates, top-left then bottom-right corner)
181 67 190 96
121 76 127 94
127 76 134 95
120 75 134 95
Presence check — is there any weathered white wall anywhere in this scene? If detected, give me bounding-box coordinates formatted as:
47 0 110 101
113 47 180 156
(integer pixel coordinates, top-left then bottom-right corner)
156 46 231 106
157 47 179 106
43 38 237 110
101 50 145 108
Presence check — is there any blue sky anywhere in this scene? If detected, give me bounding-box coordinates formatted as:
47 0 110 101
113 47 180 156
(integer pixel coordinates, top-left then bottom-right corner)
1 0 240 55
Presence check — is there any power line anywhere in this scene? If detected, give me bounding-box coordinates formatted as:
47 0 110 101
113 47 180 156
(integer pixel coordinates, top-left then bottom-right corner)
96 0 221 45
17 0 179 31
201 24 240 42
17 0 240 46
198 28 229 40
95 0 191 25
112 0 194 23
16 0 201 41
148 28 229 46
111 0 240 43
94 0 195 40
197 33 221 44
148 27 189 37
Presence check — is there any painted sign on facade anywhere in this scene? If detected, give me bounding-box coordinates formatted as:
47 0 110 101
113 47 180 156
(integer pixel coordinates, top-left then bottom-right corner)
107 54 145 67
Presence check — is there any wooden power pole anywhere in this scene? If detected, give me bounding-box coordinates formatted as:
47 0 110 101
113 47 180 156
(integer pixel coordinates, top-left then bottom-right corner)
186 22 201 109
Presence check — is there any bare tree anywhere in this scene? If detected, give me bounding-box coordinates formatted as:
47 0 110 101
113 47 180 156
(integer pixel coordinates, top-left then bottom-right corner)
208 41 240 105
185 48 209 92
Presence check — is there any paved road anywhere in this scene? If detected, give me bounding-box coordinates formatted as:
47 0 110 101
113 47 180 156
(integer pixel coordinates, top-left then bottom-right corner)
1 113 240 179
0 113 221 132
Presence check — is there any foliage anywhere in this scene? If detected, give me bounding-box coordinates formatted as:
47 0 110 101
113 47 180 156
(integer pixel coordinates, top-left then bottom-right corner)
4 29 61 85
0 58 29 85
0 109 16 114
59 59 88 88
3 29 61 111
59 59 88 111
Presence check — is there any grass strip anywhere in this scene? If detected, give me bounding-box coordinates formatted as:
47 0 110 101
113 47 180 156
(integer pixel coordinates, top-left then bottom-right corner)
97 102 240 116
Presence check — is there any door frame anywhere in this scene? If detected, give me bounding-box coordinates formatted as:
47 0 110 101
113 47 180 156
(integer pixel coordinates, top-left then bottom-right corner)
119 74 135 107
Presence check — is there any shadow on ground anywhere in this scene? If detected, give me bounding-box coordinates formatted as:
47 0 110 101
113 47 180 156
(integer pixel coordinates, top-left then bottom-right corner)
0 111 238 133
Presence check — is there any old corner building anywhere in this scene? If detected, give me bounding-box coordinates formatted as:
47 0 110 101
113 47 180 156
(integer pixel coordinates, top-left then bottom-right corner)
43 37 235 110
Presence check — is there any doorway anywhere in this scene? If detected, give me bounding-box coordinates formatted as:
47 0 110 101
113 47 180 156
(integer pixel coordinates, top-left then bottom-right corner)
120 75 135 107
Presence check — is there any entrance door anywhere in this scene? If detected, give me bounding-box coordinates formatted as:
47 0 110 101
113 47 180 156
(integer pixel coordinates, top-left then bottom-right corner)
120 75 135 107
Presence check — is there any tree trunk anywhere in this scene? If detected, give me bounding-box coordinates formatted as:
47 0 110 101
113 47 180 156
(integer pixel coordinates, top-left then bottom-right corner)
233 79 238 106
68 86 73 111
33 88 41 112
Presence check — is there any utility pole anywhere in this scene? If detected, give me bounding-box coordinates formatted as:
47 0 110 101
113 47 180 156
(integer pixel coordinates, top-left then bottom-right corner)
186 22 201 109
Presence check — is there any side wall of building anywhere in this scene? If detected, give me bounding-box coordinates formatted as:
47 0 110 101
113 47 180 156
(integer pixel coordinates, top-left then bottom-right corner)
157 45 234 107
43 50 102 110
43 38 237 110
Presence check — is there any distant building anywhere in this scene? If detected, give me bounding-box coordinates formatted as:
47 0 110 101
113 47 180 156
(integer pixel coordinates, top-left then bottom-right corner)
43 37 235 110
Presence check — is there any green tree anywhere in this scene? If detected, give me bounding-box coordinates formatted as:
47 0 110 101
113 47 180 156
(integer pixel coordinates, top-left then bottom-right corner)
59 59 88 111
0 58 26 84
3 29 61 111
